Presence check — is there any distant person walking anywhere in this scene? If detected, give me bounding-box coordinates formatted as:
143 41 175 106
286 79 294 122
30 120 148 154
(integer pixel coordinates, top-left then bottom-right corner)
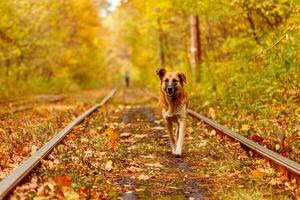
125 71 130 87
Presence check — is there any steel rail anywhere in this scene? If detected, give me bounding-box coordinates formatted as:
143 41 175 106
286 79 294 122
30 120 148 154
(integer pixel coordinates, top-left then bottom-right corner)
188 109 300 180
0 98 25 105
0 94 64 106
0 96 66 117
0 95 66 119
148 91 300 183
0 88 117 199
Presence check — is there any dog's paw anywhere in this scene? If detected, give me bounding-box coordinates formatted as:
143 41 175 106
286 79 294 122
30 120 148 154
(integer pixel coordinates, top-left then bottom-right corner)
175 148 182 157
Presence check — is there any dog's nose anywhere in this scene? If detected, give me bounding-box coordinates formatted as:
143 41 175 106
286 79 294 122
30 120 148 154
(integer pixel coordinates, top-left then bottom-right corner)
167 87 174 93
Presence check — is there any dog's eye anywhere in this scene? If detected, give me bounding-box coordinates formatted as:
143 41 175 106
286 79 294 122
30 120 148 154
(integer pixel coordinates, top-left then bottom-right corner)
164 79 169 82
172 79 178 83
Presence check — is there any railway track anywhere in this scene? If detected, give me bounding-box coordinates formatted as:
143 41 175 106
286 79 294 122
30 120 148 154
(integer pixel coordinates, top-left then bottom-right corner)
0 97 26 105
0 95 66 118
0 95 64 106
0 88 298 199
147 91 300 185
0 88 117 199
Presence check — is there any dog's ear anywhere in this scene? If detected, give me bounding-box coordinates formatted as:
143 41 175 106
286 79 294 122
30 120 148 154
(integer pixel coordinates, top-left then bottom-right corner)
178 72 186 85
156 68 166 80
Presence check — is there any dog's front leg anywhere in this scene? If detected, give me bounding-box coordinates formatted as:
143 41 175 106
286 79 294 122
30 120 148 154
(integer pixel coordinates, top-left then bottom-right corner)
175 118 186 157
165 119 176 154
175 122 179 144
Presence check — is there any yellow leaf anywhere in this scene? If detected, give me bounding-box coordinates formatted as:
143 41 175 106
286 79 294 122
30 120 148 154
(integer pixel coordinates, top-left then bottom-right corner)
137 174 151 181
208 108 216 119
64 190 80 200
105 160 113 172
104 128 120 141
241 124 250 132
251 169 268 179
145 163 164 168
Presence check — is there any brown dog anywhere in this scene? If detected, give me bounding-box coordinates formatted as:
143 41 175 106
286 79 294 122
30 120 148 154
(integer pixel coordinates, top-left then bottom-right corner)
156 68 188 157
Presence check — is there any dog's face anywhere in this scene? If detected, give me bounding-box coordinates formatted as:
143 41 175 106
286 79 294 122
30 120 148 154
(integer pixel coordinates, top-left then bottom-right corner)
156 68 186 98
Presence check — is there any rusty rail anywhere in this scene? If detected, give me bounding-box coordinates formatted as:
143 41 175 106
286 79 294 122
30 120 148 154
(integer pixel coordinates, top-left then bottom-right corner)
148 91 300 184
0 88 117 199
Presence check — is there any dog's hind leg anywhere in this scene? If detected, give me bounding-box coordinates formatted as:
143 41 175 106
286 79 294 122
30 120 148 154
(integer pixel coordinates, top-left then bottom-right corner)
175 118 186 157
165 119 176 154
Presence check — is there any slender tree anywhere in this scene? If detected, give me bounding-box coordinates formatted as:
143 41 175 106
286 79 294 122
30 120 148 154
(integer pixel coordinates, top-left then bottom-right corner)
189 15 202 83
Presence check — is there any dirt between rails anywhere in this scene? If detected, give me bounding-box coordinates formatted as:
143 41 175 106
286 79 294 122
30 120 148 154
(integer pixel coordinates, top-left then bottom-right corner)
8 88 300 199
119 106 203 199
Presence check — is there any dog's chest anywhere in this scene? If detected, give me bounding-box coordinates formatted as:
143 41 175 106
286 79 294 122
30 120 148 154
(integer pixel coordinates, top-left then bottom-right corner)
162 106 186 119
162 108 173 118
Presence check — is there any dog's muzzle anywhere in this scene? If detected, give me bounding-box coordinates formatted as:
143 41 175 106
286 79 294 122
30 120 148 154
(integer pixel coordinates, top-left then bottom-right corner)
166 86 176 97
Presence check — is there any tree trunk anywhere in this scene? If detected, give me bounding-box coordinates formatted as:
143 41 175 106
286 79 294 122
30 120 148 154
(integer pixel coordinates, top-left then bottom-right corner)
189 15 201 83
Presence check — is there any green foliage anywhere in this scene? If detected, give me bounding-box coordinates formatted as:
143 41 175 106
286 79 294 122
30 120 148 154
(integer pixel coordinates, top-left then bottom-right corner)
109 0 299 160
0 0 109 97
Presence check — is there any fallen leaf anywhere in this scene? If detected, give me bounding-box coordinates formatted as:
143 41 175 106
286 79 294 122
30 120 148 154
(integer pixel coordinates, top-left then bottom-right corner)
197 139 209 148
250 169 268 179
120 132 132 138
79 186 89 195
64 190 80 200
141 155 155 159
0 152 4 160
286 134 298 142
159 138 164 145
104 128 120 141
152 126 164 130
105 160 113 171
16 146 27 156
251 135 264 143
121 138 136 144
241 124 250 132
154 120 161 124
145 162 164 168
208 108 216 119
282 142 290 149
87 129 97 136
210 130 216 136
108 141 118 149
128 166 143 172
268 178 282 186
128 145 137 150
279 150 289 157
135 134 147 138
137 174 151 181
53 175 72 187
